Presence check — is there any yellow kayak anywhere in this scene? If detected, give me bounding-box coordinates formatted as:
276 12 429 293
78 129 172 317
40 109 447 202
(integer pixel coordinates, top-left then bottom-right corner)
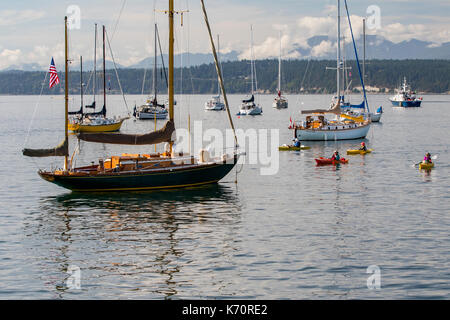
346 149 373 155
419 162 434 170
279 145 311 151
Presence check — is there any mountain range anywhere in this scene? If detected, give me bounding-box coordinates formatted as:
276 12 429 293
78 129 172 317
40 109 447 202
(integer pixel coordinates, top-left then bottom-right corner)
3 35 449 72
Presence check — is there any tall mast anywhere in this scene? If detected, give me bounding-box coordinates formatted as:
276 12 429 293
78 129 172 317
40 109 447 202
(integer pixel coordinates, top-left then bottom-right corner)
153 24 157 101
64 16 69 171
80 56 83 114
94 24 97 105
278 30 281 95
168 0 174 122
336 0 341 101
103 25 106 110
168 0 175 153
250 25 254 95
363 18 366 87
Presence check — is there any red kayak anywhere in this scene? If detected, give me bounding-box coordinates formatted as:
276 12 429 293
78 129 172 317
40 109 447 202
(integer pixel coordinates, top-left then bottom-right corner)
315 157 349 166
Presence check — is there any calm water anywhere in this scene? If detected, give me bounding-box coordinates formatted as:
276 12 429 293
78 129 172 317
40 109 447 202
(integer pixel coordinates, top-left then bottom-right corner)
0 94 449 299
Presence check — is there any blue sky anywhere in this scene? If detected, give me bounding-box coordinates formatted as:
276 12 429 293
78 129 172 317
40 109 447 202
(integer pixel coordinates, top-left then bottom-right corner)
0 0 449 69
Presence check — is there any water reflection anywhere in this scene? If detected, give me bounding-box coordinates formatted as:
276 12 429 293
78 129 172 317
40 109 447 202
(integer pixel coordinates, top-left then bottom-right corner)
24 184 242 299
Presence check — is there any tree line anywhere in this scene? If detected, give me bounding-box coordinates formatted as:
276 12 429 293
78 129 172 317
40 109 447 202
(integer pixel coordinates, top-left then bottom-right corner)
0 59 449 95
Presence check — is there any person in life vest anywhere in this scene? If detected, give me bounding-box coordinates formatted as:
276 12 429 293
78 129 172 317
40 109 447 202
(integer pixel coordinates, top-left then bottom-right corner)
331 150 341 161
293 138 301 148
359 142 367 151
423 153 432 164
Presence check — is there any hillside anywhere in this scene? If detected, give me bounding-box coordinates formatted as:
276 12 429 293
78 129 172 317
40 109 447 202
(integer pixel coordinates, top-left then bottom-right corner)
0 59 449 95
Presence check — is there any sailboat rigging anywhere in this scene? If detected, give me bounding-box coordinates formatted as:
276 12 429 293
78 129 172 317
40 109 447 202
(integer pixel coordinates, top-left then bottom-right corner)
134 23 169 120
68 24 128 132
237 25 263 116
205 34 226 111
23 2 241 192
292 0 371 141
273 31 288 109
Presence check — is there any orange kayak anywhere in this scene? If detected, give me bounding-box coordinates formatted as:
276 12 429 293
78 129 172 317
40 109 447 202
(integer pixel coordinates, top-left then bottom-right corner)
315 157 349 166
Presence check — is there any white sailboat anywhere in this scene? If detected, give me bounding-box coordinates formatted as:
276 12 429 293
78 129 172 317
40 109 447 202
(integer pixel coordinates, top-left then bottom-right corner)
205 35 226 111
134 24 169 120
273 31 288 109
293 0 370 141
237 25 262 116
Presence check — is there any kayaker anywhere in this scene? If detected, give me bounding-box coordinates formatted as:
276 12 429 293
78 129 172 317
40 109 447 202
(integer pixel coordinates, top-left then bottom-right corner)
359 142 367 151
331 151 341 161
423 153 432 164
293 138 301 148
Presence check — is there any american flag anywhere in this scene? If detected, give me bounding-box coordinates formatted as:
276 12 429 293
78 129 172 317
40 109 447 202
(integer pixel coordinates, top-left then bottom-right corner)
49 57 60 89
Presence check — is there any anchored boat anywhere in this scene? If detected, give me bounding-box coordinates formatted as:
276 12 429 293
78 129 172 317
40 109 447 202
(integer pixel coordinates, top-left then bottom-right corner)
205 35 225 111
237 26 262 116
293 0 371 141
68 24 128 133
23 3 241 192
390 77 422 107
273 31 288 109
135 24 169 120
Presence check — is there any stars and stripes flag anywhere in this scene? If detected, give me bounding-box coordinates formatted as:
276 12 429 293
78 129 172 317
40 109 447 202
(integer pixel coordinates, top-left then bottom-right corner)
49 57 60 89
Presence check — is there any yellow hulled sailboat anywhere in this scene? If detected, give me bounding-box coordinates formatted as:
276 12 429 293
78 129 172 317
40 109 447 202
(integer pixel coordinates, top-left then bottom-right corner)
68 24 128 133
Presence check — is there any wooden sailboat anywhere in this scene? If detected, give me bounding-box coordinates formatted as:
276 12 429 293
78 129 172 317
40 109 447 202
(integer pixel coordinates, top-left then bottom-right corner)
68 24 128 133
23 3 240 192
273 31 288 109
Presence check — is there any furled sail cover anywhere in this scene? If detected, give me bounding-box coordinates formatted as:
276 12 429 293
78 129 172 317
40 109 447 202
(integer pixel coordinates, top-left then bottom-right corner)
85 105 106 117
301 100 342 115
68 107 83 115
78 120 175 145
85 101 96 109
242 95 255 103
23 138 69 157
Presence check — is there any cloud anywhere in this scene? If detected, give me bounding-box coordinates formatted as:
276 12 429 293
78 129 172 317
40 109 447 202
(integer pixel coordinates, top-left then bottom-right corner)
0 10 45 26
0 49 22 69
310 40 335 57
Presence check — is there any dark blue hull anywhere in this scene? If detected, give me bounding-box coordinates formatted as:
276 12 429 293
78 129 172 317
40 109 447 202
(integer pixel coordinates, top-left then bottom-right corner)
39 157 238 192
390 100 422 107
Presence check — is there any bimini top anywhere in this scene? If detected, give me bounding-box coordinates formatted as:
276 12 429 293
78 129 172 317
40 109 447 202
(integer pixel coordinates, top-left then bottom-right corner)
301 101 342 115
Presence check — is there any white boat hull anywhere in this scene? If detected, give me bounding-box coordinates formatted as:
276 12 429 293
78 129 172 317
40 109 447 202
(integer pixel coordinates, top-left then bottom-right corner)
296 123 370 141
237 106 263 115
205 102 225 111
370 112 382 122
273 99 288 109
136 112 168 120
